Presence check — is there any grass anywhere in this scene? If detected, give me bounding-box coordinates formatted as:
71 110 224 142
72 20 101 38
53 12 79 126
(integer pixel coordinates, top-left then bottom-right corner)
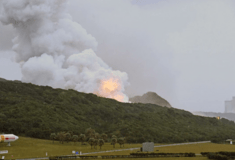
90 143 235 160
1 137 235 160
91 143 235 155
154 143 235 153
0 136 142 159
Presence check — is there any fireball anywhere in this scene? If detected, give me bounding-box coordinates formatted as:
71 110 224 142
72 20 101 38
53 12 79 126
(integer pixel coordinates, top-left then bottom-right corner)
96 77 125 102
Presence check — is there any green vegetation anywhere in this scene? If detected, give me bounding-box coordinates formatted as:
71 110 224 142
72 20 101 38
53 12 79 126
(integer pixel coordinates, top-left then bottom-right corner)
79 152 196 159
1 79 235 143
117 137 125 148
202 152 235 160
111 135 117 148
72 135 78 144
98 139 105 149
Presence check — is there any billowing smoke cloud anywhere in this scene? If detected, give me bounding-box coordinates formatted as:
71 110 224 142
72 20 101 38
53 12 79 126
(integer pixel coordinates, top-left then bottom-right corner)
0 0 129 102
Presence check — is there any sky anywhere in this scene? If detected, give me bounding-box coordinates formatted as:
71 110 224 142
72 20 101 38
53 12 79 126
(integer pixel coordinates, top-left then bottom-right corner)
1 0 235 112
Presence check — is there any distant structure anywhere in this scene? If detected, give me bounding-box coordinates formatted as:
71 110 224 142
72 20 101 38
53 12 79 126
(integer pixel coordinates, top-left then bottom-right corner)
225 97 235 113
226 139 233 145
142 142 154 152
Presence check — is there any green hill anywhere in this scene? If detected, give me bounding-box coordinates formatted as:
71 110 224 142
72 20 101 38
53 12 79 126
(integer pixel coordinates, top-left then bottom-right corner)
0 79 235 143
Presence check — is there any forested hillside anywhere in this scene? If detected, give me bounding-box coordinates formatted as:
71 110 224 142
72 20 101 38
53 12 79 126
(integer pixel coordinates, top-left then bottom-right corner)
0 78 235 143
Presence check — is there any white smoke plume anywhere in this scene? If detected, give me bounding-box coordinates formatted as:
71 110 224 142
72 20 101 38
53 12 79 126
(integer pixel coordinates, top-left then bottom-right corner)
0 0 129 102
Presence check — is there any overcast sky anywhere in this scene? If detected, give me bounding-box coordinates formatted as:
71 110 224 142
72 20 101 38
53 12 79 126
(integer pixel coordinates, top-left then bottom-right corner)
1 0 235 112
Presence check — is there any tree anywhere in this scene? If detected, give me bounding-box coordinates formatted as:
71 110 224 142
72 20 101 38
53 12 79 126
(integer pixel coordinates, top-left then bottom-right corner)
50 133 56 143
65 132 71 143
80 134 86 145
68 131 73 137
123 137 126 147
112 135 117 138
117 137 125 148
57 132 66 144
111 136 117 148
94 132 100 139
101 133 107 142
85 128 95 139
88 138 95 149
93 139 98 149
72 135 78 144
98 139 105 149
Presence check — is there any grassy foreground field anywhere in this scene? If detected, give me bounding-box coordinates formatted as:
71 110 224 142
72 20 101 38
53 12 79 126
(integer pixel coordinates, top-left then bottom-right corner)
0 136 143 159
93 143 235 155
90 143 235 160
1 137 235 159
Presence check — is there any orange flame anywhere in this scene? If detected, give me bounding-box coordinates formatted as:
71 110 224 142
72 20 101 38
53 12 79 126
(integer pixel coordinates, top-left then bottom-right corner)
96 77 125 102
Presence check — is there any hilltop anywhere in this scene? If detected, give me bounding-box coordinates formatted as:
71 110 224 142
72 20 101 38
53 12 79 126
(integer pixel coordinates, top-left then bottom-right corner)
130 92 172 108
1 78 235 143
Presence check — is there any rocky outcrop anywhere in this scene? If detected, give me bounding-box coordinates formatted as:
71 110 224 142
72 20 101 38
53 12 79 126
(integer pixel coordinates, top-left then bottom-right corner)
130 92 172 108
